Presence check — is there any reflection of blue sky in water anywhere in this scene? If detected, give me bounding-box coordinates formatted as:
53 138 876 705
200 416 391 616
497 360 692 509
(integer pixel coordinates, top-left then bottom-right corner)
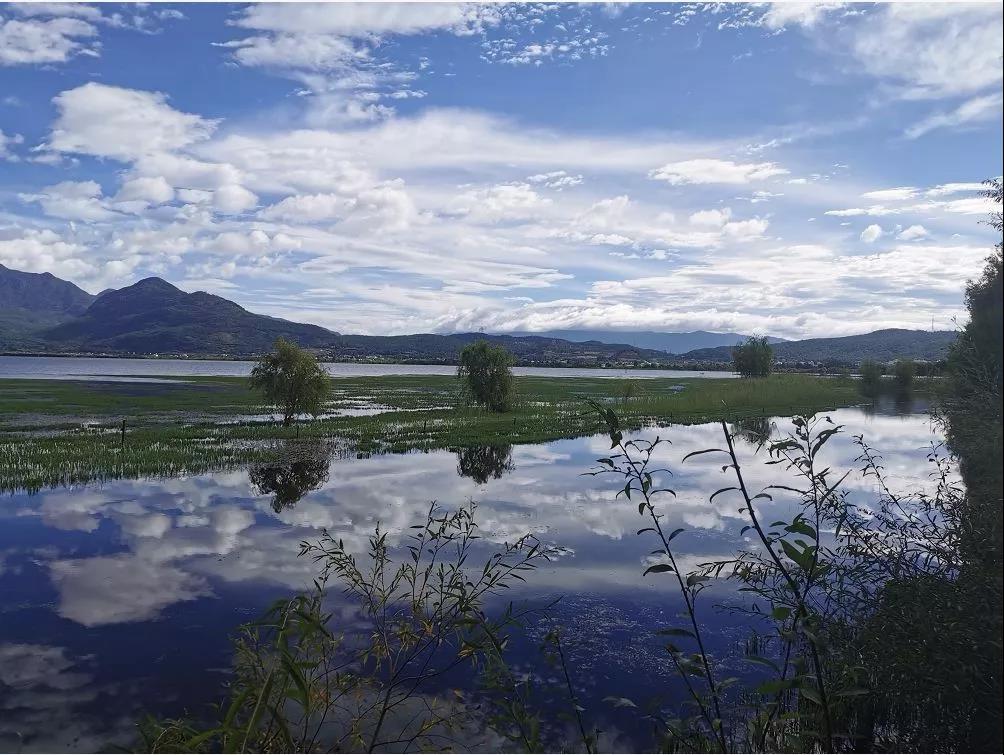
0 408 946 751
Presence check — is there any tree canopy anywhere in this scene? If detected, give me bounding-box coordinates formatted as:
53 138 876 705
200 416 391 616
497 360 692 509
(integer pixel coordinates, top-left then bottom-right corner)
457 339 516 413
249 338 331 426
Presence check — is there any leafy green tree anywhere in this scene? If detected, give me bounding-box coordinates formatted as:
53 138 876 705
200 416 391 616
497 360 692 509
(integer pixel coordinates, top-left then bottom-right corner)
731 335 774 378
249 338 331 426
457 339 516 412
859 359 884 394
892 358 915 391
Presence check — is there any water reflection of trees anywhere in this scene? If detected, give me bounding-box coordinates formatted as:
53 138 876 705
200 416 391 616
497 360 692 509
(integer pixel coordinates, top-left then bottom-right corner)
729 416 775 449
249 440 334 512
454 444 514 484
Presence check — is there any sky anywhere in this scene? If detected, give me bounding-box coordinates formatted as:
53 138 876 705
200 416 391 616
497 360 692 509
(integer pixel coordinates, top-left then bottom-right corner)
0 1 1001 338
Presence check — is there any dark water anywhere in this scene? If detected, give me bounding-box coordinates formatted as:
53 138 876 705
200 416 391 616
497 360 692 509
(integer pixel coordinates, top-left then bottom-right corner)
0 355 735 381
0 408 943 751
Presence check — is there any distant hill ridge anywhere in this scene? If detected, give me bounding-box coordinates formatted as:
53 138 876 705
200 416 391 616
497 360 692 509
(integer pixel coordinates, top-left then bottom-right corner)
680 328 957 363
505 329 787 353
0 266 958 364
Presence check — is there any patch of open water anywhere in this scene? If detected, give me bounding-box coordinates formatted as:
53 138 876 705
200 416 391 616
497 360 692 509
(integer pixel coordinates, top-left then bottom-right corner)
0 406 943 751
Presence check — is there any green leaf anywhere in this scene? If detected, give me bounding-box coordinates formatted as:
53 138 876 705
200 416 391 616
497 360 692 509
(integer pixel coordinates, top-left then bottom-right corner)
682 448 728 462
644 563 675 575
686 574 710 587
799 685 823 706
771 606 792 621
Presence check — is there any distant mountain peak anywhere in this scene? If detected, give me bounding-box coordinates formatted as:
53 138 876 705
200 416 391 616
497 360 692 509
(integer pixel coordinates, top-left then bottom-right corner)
128 276 180 293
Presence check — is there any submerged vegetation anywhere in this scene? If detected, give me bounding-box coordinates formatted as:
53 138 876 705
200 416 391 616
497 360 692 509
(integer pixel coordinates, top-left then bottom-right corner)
0 373 869 493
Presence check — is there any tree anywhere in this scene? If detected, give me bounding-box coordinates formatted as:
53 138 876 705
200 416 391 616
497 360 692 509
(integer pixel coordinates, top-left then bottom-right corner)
859 359 884 395
731 335 774 378
457 339 516 412
249 338 331 426
892 358 915 391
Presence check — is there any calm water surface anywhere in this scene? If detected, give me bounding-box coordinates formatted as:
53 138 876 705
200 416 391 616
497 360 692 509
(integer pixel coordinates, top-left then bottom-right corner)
0 355 734 380
0 407 942 751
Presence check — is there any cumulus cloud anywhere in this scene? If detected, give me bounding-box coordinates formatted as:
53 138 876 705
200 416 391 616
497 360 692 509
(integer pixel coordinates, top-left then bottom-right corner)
114 176 175 205
650 159 788 185
689 207 733 227
0 13 98 66
18 180 120 222
859 224 883 243
452 182 551 222
897 224 929 241
45 83 217 162
1 3 183 66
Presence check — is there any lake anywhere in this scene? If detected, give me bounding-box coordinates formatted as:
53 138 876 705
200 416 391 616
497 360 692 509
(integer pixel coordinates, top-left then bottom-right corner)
0 407 942 752
0 355 735 381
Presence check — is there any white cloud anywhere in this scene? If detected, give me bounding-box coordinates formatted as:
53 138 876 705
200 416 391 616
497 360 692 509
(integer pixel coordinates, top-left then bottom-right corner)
825 206 897 217
0 129 24 160
926 182 985 197
859 224 883 243
231 2 498 37
689 207 732 227
723 217 770 240
526 170 583 190
849 3 1003 100
760 2 848 30
650 158 788 185
46 83 218 162
213 184 258 214
452 182 551 222
898 224 929 241
259 193 354 222
861 186 917 202
18 180 120 222
905 92 1004 139
114 176 175 205
0 14 97 65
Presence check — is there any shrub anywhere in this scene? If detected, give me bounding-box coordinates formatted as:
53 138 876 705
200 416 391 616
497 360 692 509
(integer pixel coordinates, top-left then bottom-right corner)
457 339 516 412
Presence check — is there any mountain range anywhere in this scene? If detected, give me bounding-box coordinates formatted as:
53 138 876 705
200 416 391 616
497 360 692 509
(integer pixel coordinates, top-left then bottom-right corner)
0 265 957 365
505 329 787 353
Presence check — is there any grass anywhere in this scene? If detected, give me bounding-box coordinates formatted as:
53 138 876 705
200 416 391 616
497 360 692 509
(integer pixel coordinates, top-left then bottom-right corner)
1 373 871 494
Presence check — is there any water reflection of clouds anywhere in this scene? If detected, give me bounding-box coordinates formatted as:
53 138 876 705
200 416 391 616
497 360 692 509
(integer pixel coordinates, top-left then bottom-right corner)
0 408 947 751
6 409 945 630
0 642 136 752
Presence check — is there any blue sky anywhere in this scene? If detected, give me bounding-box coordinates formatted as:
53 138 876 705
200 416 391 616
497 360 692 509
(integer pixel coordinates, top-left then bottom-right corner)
1 1 1001 337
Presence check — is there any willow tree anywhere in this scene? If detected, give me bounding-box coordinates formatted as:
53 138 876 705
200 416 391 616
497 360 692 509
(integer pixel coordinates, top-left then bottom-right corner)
731 335 774 378
457 339 516 412
249 338 331 426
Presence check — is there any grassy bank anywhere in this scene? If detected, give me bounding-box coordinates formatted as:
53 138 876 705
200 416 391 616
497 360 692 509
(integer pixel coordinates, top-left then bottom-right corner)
1 373 867 493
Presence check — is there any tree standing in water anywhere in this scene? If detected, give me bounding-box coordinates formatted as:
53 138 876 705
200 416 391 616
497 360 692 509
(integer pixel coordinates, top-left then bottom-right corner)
249 338 331 426
458 339 516 412
731 335 775 377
